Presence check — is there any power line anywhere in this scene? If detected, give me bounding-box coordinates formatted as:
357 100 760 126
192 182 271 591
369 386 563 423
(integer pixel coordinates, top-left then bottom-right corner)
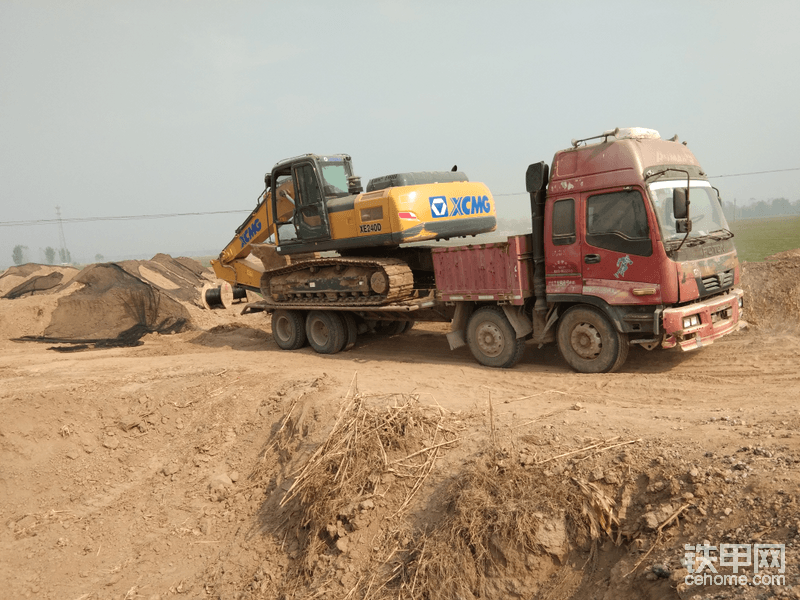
0 209 250 227
494 166 800 197
0 166 797 227
707 167 800 179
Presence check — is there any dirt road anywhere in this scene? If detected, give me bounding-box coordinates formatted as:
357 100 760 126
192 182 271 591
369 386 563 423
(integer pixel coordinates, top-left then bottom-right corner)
2 308 799 599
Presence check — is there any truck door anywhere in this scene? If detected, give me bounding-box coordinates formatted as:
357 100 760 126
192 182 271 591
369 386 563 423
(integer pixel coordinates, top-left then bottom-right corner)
292 162 331 241
580 188 662 304
544 197 583 295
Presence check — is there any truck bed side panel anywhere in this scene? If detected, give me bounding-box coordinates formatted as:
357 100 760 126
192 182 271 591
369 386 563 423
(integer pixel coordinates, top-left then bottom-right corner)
431 235 532 305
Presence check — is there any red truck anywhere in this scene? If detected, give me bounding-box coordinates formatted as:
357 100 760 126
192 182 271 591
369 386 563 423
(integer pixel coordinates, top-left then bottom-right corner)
238 127 744 373
434 127 745 372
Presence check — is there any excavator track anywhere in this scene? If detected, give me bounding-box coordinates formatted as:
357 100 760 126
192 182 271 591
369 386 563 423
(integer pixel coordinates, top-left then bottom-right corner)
259 257 414 307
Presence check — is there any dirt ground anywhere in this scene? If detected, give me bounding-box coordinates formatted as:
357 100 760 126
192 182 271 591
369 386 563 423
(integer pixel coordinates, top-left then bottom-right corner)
1 253 799 600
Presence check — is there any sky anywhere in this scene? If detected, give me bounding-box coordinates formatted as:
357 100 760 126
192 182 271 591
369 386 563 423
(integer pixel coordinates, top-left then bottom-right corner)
1 0 799 267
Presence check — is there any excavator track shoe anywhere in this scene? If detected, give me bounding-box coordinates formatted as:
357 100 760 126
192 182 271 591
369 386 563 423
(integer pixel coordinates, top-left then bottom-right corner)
261 257 414 307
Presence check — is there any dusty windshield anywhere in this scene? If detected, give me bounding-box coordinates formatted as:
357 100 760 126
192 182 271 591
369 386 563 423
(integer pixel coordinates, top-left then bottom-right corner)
648 180 731 244
320 161 350 198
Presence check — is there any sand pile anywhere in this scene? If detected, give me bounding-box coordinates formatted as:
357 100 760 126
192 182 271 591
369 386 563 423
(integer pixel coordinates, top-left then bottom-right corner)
740 249 800 332
0 264 79 298
0 255 214 344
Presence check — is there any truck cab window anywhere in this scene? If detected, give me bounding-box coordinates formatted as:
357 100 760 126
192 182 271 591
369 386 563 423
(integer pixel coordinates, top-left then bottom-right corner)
552 198 576 245
586 189 652 256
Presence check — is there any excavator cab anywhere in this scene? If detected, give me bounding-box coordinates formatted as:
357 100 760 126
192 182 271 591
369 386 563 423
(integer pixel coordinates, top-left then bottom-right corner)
272 154 356 247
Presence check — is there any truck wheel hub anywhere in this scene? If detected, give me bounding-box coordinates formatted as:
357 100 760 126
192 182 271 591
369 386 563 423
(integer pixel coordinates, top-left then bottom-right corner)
275 316 291 341
571 323 602 359
476 323 504 357
309 320 330 345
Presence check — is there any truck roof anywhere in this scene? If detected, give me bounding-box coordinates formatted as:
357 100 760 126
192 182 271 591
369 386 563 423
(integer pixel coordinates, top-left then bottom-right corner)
549 133 703 193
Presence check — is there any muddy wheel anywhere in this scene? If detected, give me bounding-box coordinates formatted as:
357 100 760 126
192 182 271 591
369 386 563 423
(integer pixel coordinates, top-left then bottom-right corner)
466 306 526 368
305 311 347 354
341 312 358 351
271 309 307 350
557 306 628 373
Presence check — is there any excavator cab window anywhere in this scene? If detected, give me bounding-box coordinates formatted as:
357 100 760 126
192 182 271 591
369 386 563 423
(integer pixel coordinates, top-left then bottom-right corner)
273 173 297 242
292 162 330 241
320 162 350 198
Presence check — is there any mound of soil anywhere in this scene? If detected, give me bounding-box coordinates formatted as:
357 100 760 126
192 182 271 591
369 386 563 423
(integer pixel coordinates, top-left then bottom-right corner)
0 255 213 343
0 264 78 297
44 263 187 339
740 250 800 331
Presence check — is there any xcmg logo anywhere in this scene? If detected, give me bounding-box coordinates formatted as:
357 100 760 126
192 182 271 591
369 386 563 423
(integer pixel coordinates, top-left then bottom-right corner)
428 195 492 219
239 218 262 247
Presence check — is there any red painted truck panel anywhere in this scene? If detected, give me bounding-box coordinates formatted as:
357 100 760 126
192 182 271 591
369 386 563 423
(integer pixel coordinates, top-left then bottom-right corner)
432 235 532 305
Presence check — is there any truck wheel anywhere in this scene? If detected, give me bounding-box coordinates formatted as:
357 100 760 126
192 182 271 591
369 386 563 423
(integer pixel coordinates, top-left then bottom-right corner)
556 306 629 373
466 306 526 368
271 309 307 350
341 312 358 351
375 320 408 336
305 311 347 354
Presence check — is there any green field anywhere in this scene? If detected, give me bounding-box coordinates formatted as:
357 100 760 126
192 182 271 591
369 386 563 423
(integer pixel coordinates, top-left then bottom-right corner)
729 215 800 262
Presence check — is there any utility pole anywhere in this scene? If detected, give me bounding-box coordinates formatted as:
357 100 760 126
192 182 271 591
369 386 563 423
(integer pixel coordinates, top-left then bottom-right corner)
55 206 70 263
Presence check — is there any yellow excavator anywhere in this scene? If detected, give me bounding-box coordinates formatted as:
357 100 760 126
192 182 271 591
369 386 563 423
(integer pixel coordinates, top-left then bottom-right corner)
209 153 496 308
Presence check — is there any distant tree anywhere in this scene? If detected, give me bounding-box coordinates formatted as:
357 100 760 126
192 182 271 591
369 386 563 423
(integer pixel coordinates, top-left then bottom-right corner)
12 245 28 265
58 248 71 264
771 197 792 215
95 253 104 262
45 246 56 264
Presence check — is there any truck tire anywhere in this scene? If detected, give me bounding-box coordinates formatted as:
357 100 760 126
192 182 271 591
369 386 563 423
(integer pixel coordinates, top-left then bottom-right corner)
375 320 408 336
306 311 347 354
341 312 358 351
557 306 629 373
466 306 526 368
271 309 307 350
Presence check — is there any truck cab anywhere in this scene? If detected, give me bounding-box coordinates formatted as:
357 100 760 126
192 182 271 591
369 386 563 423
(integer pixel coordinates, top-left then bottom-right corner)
539 127 744 371
434 127 745 374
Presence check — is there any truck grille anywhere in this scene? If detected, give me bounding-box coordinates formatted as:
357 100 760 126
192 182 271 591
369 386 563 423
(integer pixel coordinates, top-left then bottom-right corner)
701 269 734 293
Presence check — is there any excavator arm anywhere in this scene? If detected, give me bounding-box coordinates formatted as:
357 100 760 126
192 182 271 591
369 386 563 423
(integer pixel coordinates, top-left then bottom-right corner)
210 178 296 291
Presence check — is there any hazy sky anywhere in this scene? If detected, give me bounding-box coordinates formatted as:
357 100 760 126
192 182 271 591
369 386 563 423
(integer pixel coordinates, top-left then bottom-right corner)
1 0 798 267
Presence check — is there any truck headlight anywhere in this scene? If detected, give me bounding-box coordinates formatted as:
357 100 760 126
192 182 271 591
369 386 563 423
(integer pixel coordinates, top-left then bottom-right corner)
682 315 700 328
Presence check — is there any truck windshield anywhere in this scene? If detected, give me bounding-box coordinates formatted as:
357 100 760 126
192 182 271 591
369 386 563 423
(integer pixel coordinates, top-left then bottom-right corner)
320 163 350 198
648 180 731 245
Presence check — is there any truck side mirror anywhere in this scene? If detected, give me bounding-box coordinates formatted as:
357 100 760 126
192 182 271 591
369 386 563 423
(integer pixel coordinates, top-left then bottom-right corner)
673 188 689 219
525 162 548 193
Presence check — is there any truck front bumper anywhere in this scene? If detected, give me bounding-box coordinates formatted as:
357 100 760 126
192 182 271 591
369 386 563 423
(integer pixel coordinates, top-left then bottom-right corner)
662 288 745 351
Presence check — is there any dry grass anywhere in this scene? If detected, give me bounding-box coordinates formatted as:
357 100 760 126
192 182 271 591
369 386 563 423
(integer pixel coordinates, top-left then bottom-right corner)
256 381 628 599
382 452 620 600
270 376 458 576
